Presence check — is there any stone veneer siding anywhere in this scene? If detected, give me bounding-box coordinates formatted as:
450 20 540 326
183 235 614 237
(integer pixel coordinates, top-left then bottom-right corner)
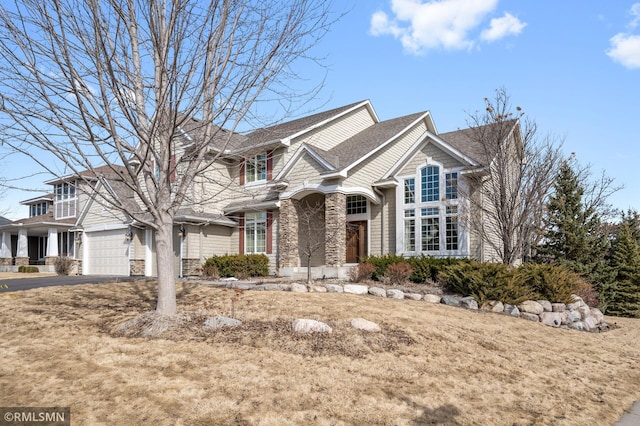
130 259 145 276
15 257 29 267
0 258 11 266
45 256 57 266
278 198 300 268
325 193 346 266
182 258 201 277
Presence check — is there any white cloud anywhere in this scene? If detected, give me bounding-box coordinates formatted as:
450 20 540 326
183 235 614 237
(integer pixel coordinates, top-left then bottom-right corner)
606 4 640 69
480 12 527 42
607 33 640 69
369 0 525 54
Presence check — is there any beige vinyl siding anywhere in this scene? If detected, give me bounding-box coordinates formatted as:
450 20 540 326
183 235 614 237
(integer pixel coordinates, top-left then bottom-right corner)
285 153 329 187
369 187 396 256
193 162 239 215
186 224 234 260
283 106 376 165
343 122 428 188
80 190 128 228
398 140 465 176
130 228 145 260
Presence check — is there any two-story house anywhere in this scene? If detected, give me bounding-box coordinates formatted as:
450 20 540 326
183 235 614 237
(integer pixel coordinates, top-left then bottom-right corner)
0 100 520 277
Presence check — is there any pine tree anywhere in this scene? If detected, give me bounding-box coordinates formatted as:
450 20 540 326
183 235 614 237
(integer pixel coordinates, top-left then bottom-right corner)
538 160 608 270
607 223 640 317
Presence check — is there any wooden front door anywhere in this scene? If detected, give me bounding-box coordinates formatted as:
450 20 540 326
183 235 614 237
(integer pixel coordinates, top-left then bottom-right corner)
346 221 367 263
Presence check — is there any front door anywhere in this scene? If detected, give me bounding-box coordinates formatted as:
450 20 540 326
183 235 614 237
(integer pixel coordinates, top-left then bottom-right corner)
346 221 367 263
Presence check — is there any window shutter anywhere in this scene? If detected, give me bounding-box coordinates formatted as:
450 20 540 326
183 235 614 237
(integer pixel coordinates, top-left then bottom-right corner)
266 211 273 254
239 161 245 185
170 155 176 182
238 214 245 254
266 151 273 181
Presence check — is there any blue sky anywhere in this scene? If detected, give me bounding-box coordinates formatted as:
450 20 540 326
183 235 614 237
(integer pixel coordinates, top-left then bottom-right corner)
2 0 639 219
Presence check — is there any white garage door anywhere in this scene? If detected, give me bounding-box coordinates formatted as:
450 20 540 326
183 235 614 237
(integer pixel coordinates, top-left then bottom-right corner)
86 229 130 276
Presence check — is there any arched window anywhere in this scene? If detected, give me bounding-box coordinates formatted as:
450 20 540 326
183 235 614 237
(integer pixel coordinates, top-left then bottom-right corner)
421 166 439 202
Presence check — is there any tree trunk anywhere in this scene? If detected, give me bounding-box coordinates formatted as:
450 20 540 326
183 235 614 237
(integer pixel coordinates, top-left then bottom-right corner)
155 218 177 315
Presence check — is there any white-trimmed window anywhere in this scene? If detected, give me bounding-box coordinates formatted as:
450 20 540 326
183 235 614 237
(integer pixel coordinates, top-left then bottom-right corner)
54 181 77 219
346 195 367 215
404 178 415 204
397 162 465 257
446 206 459 250
245 154 267 184
245 212 266 253
29 202 48 217
403 209 415 252
421 207 439 251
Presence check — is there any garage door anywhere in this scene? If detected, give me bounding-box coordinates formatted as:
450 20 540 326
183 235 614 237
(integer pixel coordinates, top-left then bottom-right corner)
86 229 130 276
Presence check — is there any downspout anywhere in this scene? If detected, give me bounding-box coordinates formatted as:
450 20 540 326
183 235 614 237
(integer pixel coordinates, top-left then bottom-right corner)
373 187 385 255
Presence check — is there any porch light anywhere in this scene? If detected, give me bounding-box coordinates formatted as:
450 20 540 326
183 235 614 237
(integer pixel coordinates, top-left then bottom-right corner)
124 226 133 241
178 225 185 238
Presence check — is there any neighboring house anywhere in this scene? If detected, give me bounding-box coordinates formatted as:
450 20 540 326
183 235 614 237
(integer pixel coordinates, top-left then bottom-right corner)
0 100 521 277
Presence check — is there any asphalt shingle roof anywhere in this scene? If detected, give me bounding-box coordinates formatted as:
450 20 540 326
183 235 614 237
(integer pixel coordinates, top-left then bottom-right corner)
325 111 427 170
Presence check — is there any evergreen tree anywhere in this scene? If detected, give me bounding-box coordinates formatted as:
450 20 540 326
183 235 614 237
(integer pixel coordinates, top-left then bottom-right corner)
607 223 640 317
538 160 608 270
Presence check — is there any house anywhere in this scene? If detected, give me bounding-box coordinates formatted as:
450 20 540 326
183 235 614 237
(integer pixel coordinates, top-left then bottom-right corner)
0 100 520 277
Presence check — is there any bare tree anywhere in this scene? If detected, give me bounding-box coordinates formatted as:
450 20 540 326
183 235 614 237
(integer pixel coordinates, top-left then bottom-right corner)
0 0 333 315
463 88 564 265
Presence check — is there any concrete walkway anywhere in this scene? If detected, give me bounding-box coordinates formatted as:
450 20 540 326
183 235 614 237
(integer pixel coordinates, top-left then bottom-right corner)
615 401 640 425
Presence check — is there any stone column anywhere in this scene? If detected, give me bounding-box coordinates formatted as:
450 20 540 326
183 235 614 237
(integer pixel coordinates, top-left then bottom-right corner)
325 193 346 266
278 198 300 268
15 229 29 266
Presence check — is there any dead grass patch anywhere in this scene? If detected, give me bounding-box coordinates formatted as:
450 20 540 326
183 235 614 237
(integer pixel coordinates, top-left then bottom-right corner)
0 280 639 425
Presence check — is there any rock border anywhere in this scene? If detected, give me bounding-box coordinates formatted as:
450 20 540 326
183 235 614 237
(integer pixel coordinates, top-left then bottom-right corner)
204 280 612 333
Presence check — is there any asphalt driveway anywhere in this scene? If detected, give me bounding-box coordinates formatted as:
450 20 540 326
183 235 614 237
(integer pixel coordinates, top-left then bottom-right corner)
0 274 142 293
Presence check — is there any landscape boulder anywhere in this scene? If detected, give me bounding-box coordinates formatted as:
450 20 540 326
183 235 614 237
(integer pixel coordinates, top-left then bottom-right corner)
368 287 387 297
441 295 461 307
204 316 242 330
460 296 479 310
551 303 566 312
537 300 553 312
325 284 344 293
481 300 504 313
292 319 332 334
423 294 442 304
344 284 369 295
290 283 308 293
504 304 520 317
386 289 405 300
350 318 381 333
310 285 327 293
518 300 544 315
540 312 565 327
521 312 540 322
405 293 423 301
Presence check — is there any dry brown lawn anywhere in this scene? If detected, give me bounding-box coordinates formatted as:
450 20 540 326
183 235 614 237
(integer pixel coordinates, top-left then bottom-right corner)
0 279 639 425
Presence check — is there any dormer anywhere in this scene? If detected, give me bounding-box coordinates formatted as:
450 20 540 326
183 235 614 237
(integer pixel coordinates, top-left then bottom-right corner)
20 195 54 218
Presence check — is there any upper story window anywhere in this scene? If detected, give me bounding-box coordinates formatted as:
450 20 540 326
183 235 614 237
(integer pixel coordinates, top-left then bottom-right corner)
421 166 439 202
54 181 77 219
29 202 48 217
346 195 367 215
445 172 458 200
404 178 415 204
399 162 464 256
245 153 267 184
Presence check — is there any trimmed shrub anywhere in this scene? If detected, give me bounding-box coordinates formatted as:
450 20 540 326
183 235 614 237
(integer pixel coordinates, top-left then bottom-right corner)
54 255 73 276
517 263 588 304
350 262 376 282
202 254 269 278
18 265 39 273
439 261 534 305
384 262 414 285
406 255 470 283
361 255 406 281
